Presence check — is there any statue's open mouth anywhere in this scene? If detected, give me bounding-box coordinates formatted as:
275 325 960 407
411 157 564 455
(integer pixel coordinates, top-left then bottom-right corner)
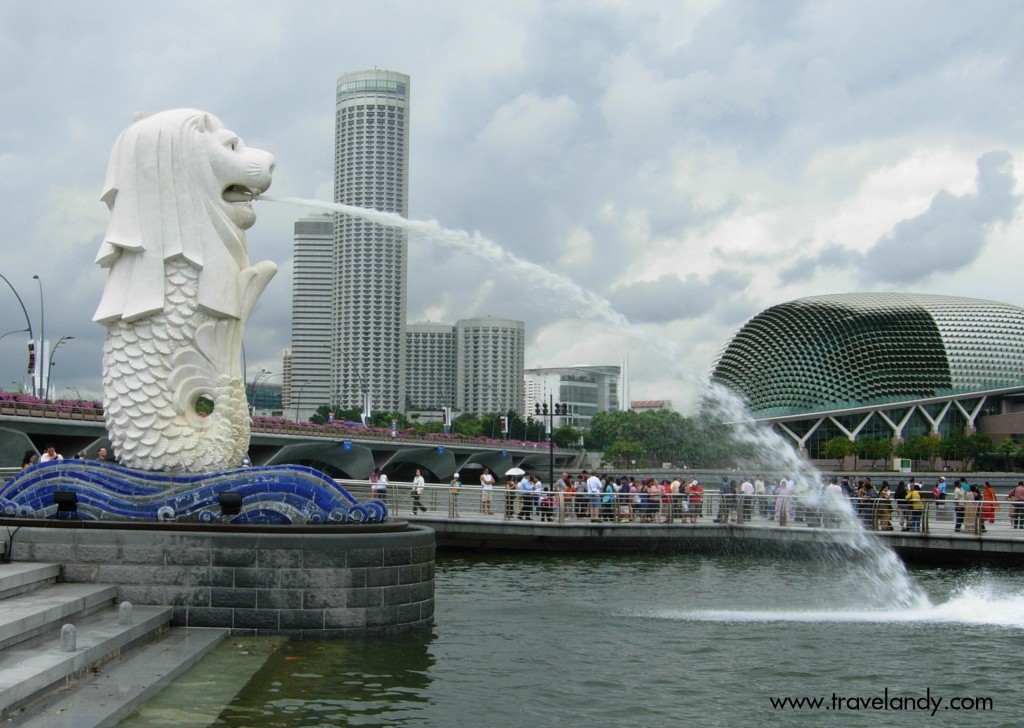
222 185 255 204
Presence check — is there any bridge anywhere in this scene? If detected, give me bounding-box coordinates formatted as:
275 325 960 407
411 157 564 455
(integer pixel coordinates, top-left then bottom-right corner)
0 401 582 482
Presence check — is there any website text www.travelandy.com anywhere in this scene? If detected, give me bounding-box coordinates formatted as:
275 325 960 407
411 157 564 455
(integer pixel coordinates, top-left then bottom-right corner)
769 688 993 717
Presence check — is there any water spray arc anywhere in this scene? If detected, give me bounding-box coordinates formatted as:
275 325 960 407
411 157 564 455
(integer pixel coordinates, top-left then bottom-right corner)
259 193 930 609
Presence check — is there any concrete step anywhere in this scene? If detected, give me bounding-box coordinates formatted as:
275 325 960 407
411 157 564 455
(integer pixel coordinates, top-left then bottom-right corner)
0 564 59 601
0 604 173 718
5 627 228 728
0 584 118 651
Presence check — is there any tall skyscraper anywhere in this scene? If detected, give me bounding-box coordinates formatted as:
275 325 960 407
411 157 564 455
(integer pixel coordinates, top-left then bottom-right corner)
287 214 334 418
456 317 525 416
405 322 456 410
331 70 410 413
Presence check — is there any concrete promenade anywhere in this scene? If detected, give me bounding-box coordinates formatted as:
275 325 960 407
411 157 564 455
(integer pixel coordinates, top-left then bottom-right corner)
377 488 1024 566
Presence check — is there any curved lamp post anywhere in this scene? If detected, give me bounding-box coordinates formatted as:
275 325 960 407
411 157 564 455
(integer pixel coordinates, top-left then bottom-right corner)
0 274 36 394
45 335 74 401
293 379 311 422
32 275 44 398
256 372 281 414
0 327 30 344
249 368 271 415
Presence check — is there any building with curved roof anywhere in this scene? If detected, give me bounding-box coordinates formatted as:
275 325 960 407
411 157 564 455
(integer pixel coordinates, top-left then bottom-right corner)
710 293 1024 457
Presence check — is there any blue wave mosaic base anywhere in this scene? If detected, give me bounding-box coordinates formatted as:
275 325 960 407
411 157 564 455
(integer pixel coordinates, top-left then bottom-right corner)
0 461 388 524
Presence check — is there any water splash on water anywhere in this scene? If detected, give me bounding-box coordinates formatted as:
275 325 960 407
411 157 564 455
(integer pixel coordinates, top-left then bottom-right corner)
656 582 1024 626
260 194 928 608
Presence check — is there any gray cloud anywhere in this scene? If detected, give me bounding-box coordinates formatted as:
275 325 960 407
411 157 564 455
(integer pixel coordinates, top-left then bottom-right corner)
2 1 1024 408
779 243 863 285
861 150 1020 283
777 151 1020 287
609 270 751 324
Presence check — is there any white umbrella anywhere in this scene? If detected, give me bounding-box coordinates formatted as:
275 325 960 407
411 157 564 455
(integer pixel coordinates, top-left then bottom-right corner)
505 467 526 477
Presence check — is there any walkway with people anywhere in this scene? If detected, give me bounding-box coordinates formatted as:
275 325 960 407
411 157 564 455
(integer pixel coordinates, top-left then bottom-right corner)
369 482 1024 539
349 479 1024 568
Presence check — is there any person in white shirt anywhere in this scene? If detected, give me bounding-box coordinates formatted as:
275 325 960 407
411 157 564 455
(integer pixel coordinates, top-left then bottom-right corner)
39 444 63 462
410 469 427 514
479 468 496 515
754 475 767 517
585 470 603 522
371 471 388 503
739 478 755 522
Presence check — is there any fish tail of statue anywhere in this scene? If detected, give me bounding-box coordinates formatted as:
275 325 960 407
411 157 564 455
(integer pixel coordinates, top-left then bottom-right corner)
102 260 251 471
94 109 275 472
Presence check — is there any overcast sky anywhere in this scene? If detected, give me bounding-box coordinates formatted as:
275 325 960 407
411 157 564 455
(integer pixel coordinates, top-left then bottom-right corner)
1 0 1022 413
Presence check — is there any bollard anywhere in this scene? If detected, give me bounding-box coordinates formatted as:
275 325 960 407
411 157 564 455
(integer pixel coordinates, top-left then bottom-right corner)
61 623 77 652
118 601 134 625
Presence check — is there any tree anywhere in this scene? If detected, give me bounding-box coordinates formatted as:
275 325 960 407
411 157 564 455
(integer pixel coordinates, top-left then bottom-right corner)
823 437 856 469
587 410 642 450
452 413 483 438
905 436 942 468
309 404 362 425
940 433 968 469
963 432 993 471
638 409 688 465
681 414 738 468
857 438 893 469
996 438 1019 471
603 440 644 469
917 434 943 469
552 424 581 448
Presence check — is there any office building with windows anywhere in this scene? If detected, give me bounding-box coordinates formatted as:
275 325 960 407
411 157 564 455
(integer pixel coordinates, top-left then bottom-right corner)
455 318 525 417
287 214 334 418
331 69 410 413
405 322 456 411
524 365 621 431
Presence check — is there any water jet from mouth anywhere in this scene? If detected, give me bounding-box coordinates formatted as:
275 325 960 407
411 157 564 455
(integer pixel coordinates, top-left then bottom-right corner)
259 193 933 610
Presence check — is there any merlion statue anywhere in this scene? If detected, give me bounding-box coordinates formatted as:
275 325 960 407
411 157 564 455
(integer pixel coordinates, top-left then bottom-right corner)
94 109 276 471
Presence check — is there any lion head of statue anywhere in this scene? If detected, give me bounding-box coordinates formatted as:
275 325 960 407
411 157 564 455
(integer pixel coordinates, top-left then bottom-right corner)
94 109 275 324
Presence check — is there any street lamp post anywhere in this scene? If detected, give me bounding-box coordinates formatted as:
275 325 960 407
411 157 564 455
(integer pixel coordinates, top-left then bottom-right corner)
0 329 29 394
0 328 29 344
45 335 74 401
0 274 35 394
250 369 271 416
534 395 569 490
256 372 281 414
32 275 43 399
343 354 371 426
293 379 310 422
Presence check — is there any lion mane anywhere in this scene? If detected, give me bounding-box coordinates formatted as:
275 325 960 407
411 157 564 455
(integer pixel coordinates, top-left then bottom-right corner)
93 108 274 324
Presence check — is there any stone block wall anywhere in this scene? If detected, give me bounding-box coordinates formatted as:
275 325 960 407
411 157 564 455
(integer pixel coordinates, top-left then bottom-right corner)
9 523 434 637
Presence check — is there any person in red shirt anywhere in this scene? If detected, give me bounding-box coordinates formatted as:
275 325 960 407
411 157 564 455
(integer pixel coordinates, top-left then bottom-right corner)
687 479 703 524
981 482 999 527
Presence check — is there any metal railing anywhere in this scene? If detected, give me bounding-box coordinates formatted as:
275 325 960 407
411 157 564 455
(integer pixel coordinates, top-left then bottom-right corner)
353 483 1024 536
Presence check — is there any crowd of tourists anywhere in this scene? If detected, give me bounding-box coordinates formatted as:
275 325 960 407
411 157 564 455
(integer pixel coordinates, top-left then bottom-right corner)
447 470 1024 532
806 475 1024 533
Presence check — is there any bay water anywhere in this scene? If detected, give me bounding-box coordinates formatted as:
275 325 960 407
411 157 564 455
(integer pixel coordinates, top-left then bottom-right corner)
122 551 1023 727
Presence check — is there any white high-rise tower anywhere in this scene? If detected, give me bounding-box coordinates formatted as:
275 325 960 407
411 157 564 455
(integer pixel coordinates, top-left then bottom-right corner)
331 70 410 413
287 214 334 418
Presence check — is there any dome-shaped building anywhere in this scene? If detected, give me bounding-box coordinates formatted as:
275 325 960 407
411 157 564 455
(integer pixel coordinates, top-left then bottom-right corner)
710 293 1024 456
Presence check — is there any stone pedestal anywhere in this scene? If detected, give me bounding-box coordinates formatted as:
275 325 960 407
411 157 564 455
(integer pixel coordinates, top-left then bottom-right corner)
8 522 434 637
